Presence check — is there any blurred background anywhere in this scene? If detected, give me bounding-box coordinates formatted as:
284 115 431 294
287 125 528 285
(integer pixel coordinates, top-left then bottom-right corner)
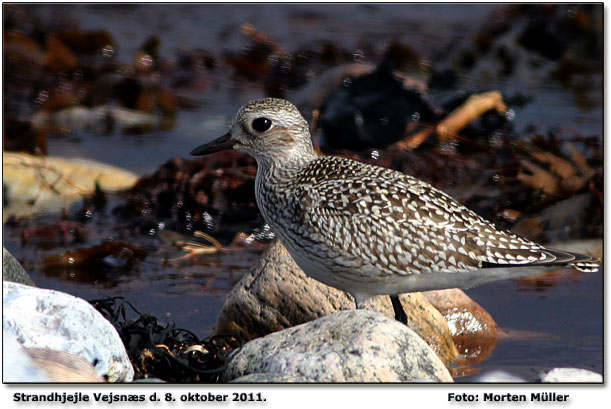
3 4 602 171
2 3 603 380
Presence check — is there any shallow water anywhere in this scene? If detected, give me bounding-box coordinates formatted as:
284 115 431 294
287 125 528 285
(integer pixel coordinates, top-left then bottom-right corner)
3 4 603 381
460 269 603 381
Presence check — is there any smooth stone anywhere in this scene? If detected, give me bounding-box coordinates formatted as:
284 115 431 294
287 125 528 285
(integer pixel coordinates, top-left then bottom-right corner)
214 239 458 364
539 368 603 383
421 288 498 365
222 310 453 383
3 152 138 219
3 247 35 286
3 281 133 382
421 288 498 336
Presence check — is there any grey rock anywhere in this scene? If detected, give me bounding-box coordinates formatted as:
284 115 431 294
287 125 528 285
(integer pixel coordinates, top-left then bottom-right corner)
539 368 603 383
3 281 133 382
222 309 453 383
230 373 310 383
3 247 35 286
215 239 457 364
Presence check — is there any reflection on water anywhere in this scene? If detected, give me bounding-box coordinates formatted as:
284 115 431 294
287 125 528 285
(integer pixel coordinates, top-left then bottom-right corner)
460 268 602 381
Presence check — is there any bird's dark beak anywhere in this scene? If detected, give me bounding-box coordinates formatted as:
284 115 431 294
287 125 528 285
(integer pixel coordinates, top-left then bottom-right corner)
190 132 235 156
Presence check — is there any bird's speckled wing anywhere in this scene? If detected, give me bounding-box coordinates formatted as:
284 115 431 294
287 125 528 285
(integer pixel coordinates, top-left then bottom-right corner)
292 156 597 275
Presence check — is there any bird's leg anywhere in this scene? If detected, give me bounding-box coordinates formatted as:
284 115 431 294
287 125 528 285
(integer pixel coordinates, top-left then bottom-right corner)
390 294 408 326
354 294 409 326
354 298 363 309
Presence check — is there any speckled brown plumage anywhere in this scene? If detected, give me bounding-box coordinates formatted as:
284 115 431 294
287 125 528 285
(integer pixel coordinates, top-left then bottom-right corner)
191 98 600 308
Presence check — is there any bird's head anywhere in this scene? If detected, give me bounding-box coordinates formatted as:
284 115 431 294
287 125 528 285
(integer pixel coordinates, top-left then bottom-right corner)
190 98 316 167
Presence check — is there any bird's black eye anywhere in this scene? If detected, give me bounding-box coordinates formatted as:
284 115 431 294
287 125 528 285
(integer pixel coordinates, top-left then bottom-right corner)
252 117 272 132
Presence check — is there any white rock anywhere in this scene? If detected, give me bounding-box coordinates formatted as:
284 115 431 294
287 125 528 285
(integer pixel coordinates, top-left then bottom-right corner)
3 332 50 382
474 370 526 382
539 368 602 383
222 310 453 383
3 282 133 382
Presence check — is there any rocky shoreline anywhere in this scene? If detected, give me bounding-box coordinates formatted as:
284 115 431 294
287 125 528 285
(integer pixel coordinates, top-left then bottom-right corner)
3 241 602 383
